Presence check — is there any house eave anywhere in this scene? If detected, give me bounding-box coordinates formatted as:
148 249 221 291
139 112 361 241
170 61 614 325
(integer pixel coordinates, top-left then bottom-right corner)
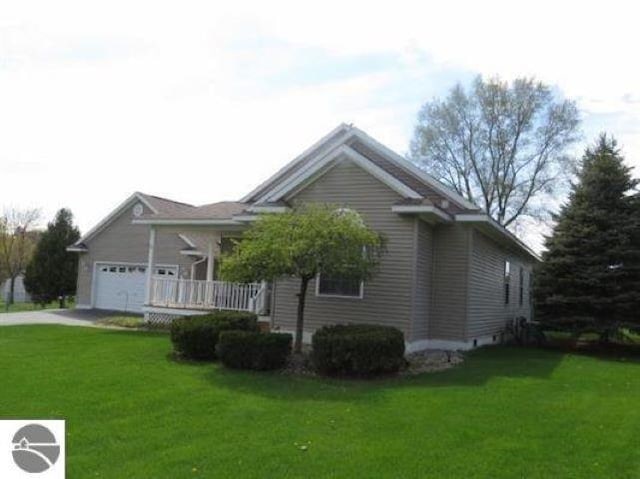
132 218 244 226
391 205 453 223
66 245 88 253
455 214 541 261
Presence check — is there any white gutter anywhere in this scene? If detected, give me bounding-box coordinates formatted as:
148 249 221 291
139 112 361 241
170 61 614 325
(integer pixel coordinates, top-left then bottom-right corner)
132 218 243 226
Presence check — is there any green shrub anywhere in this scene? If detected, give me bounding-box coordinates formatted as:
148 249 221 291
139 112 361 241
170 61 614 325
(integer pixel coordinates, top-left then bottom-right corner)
312 324 405 376
218 331 292 370
170 311 258 360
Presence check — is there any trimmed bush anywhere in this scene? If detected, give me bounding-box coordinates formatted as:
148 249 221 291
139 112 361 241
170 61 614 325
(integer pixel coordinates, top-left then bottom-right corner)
170 311 258 360
312 324 405 376
218 331 292 370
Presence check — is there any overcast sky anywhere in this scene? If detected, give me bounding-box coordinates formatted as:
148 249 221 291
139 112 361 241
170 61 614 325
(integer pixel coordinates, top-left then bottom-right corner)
1 1 638 251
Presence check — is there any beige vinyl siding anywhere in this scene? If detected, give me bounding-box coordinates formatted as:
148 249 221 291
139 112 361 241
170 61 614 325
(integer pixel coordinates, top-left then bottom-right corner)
429 224 471 341
271 159 415 338
411 219 433 341
467 229 533 338
75 203 193 307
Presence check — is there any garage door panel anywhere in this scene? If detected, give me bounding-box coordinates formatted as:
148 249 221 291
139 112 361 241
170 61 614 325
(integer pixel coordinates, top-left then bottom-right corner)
94 263 176 313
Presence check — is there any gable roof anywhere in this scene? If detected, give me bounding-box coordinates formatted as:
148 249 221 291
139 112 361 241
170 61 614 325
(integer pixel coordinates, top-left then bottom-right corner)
68 192 197 251
114 124 536 261
136 201 247 221
244 124 480 216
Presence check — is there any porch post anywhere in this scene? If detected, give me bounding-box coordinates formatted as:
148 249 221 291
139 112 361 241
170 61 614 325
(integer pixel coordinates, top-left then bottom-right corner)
206 241 214 281
145 226 157 305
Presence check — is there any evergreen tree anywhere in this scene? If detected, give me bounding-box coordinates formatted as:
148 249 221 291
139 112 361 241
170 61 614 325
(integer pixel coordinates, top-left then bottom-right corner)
535 135 640 337
25 209 80 307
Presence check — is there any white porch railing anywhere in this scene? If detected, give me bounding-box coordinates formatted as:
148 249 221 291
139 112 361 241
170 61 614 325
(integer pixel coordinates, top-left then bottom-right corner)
150 276 268 313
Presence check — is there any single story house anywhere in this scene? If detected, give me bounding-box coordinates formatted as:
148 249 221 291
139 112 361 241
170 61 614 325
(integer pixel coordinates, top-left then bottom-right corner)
68 124 538 350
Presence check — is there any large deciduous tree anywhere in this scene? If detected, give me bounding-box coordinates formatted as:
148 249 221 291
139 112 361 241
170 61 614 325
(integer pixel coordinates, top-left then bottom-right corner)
0 208 40 306
409 76 580 228
535 135 640 338
220 204 385 353
24 209 80 307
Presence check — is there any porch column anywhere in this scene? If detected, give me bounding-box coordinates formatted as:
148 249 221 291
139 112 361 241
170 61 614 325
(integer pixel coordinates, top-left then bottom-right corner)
206 240 214 281
145 226 157 305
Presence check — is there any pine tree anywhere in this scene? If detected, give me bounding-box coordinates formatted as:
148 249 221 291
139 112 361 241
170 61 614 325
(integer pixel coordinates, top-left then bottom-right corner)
535 135 640 337
24 209 80 307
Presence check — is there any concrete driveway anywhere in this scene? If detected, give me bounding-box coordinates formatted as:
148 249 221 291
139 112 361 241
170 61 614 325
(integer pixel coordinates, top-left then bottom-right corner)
0 309 127 328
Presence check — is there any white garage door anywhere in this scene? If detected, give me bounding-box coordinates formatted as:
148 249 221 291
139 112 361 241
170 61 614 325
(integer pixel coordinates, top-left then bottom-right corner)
94 263 177 313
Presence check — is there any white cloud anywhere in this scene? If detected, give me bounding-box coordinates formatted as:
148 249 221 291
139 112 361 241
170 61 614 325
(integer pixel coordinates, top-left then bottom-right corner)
0 0 638 251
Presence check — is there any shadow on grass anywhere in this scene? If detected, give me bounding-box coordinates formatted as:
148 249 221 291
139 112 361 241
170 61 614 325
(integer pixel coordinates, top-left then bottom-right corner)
203 346 567 402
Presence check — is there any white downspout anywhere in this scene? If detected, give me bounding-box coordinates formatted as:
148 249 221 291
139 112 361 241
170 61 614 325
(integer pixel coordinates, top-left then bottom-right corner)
206 241 215 281
191 255 207 280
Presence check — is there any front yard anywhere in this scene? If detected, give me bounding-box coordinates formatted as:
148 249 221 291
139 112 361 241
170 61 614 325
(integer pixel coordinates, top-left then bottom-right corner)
1 325 639 478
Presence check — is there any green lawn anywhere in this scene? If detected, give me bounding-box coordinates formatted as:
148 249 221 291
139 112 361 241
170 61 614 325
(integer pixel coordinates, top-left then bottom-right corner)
1 326 640 478
0 298 74 313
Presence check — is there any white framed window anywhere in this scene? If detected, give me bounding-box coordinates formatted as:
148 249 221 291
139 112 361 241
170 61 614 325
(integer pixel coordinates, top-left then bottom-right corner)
316 274 364 299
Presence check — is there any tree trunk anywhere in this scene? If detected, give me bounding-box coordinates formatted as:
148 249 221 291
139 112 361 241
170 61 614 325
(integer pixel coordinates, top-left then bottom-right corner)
294 276 310 353
8 275 16 306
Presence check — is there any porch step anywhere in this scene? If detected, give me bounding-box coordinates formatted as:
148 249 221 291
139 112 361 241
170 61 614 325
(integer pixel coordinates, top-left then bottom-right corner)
257 316 271 333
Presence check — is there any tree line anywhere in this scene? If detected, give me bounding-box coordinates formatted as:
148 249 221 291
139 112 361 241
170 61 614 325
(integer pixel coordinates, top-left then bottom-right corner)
0 208 79 308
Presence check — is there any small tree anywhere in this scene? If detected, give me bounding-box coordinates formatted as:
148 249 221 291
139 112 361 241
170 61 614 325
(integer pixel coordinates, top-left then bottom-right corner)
535 135 640 338
221 204 385 353
24 209 80 307
0 208 40 306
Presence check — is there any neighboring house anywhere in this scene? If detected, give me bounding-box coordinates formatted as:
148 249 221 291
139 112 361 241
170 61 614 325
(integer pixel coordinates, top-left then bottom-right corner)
2 274 31 303
69 124 538 350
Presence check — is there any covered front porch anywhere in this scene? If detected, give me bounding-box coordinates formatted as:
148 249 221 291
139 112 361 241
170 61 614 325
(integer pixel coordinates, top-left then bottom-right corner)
139 217 270 316
149 276 269 314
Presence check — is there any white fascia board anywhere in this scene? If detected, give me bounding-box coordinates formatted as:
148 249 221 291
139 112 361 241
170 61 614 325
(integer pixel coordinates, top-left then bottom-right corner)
391 205 452 222
264 145 423 203
240 123 353 202
66 246 88 253
256 143 351 204
178 234 196 248
345 147 423 200
180 250 205 256
350 128 480 211
232 215 259 222
132 218 243 226
74 192 157 246
455 214 541 261
246 205 290 213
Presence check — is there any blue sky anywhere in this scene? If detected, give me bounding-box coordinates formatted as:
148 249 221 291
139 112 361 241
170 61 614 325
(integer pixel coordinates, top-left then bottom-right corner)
0 1 638 251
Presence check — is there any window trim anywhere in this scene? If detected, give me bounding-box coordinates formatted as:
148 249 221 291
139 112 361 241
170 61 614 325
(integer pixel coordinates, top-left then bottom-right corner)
315 273 364 299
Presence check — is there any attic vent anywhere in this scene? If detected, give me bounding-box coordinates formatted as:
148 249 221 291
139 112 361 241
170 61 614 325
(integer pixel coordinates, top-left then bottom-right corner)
440 200 450 209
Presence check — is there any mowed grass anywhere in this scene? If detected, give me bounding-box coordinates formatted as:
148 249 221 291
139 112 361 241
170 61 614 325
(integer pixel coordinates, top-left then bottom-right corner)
1 326 640 478
0 298 74 313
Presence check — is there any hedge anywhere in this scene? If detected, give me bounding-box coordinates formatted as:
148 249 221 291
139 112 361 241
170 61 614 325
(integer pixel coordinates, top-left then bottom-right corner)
218 331 292 370
170 311 258 360
312 324 405 376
